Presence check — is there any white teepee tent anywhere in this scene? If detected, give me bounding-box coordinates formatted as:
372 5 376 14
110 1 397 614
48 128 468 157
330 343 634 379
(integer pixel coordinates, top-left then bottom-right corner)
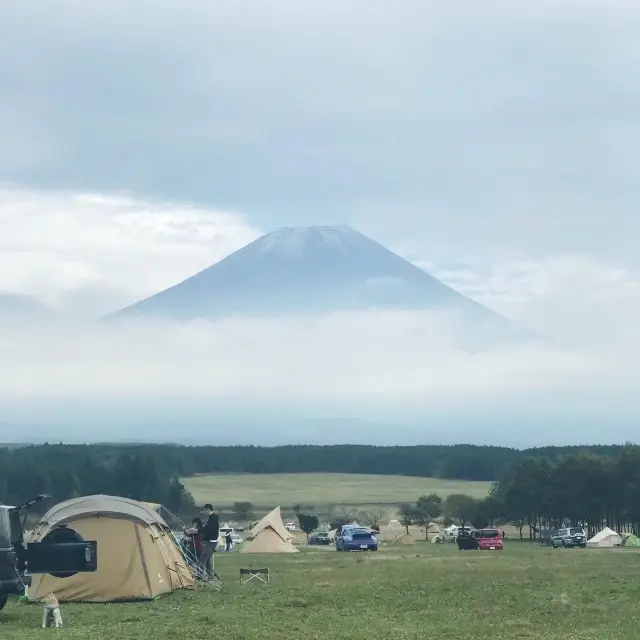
587 526 622 548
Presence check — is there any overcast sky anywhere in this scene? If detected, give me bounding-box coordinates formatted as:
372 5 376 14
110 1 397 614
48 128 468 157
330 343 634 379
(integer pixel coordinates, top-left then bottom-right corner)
0 0 638 445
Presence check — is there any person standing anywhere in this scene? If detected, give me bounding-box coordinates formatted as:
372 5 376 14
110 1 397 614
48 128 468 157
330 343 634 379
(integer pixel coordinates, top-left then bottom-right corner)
182 518 205 578
225 530 233 552
190 518 205 558
198 504 219 578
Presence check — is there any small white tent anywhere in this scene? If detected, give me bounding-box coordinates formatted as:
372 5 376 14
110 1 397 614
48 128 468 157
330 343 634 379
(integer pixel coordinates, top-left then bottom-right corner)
587 527 622 548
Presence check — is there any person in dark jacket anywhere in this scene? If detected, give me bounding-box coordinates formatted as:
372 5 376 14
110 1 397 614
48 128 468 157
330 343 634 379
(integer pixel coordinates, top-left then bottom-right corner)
198 504 219 578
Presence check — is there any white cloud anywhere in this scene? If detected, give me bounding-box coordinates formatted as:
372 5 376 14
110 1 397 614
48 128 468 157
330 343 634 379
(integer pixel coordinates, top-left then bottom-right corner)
0 301 637 448
430 255 640 355
0 187 260 314
1 0 639 258
0 310 606 405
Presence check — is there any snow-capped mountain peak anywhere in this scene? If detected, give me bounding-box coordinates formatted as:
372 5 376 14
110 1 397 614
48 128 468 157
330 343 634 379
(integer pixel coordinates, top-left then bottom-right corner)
109 224 521 342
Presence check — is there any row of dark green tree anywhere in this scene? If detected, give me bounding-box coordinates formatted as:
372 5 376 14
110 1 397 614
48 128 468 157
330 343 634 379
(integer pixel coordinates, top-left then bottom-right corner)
397 446 640 538
1 441 629 483
491 445 640 537
0 445 195 515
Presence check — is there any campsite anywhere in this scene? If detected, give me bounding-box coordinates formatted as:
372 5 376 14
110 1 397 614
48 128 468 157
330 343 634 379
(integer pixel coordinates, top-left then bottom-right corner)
1 0 636 634
2 533 640 639
4 445 640 638
3 493 640 640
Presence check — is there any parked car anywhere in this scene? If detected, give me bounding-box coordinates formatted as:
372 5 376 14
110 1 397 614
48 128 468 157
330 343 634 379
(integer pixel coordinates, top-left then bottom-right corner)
551 527 587 548
335 526 378 552
473 528 504 550
308 532 332 546
285 522 296 531
456 529 478 550
445 525 474 543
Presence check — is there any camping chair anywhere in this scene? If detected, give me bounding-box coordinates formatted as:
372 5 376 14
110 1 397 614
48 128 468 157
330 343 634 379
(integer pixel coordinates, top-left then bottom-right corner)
240 567 270 585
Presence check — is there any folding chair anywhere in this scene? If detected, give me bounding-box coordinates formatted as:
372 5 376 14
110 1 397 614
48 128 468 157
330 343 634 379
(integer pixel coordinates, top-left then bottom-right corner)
240 567 269 584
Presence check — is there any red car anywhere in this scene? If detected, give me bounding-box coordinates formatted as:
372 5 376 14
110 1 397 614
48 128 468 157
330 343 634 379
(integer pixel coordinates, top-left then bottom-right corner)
474 528 504 550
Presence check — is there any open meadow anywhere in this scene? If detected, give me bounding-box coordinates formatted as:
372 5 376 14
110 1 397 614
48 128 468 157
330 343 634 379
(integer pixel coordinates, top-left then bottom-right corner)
2 542 640 639
181 473 491 509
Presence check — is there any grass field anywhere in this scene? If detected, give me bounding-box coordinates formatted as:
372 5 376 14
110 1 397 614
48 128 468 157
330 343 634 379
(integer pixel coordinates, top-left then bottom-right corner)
2 543 639 639
181 473 491 508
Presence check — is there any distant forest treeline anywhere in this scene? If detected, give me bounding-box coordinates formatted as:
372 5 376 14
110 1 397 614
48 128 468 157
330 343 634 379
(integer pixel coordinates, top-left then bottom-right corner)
0 442 633 514
490 445 640 536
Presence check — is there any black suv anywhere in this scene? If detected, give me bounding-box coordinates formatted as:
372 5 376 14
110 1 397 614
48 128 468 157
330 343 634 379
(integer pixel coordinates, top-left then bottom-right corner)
551 527 587 548
1 496 98 612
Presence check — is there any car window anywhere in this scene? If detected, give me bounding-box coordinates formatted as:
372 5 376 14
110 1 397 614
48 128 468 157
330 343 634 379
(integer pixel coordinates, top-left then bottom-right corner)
475 529 500 538
348 528 371 536
569 528 583 535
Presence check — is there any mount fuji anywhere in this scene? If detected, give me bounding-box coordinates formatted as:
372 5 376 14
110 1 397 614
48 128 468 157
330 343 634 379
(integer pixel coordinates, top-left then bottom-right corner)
110 224 524 336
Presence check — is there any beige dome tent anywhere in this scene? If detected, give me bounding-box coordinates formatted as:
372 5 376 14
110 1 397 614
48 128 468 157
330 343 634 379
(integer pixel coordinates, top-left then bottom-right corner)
139 501 171 523
28 495 194 602
241 506 298 554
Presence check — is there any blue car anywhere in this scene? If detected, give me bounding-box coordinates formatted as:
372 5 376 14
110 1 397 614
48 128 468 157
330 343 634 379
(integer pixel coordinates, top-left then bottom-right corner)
335 526 378 552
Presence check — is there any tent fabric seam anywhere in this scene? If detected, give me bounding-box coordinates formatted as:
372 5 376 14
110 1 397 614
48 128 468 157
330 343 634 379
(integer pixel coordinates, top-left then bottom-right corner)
134 521 153 599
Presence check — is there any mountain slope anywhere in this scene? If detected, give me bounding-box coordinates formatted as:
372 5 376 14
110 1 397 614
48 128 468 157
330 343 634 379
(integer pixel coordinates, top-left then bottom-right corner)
0 293 55 319
110 225 516 331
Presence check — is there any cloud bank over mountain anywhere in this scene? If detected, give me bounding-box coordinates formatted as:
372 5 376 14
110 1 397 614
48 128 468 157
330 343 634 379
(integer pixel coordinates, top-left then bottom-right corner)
0 189 638 446
0 305 634 446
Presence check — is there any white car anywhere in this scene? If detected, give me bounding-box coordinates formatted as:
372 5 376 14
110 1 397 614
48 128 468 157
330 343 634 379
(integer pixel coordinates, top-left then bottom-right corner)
444 525 474 543
285 522 296 531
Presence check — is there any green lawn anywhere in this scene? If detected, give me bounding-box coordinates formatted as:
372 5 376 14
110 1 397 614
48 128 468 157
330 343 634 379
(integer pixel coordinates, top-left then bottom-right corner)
181 473 491 508
2 543 639 639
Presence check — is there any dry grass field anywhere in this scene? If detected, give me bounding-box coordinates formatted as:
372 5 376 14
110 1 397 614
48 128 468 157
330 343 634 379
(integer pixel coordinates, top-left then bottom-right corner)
181 473 491 509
